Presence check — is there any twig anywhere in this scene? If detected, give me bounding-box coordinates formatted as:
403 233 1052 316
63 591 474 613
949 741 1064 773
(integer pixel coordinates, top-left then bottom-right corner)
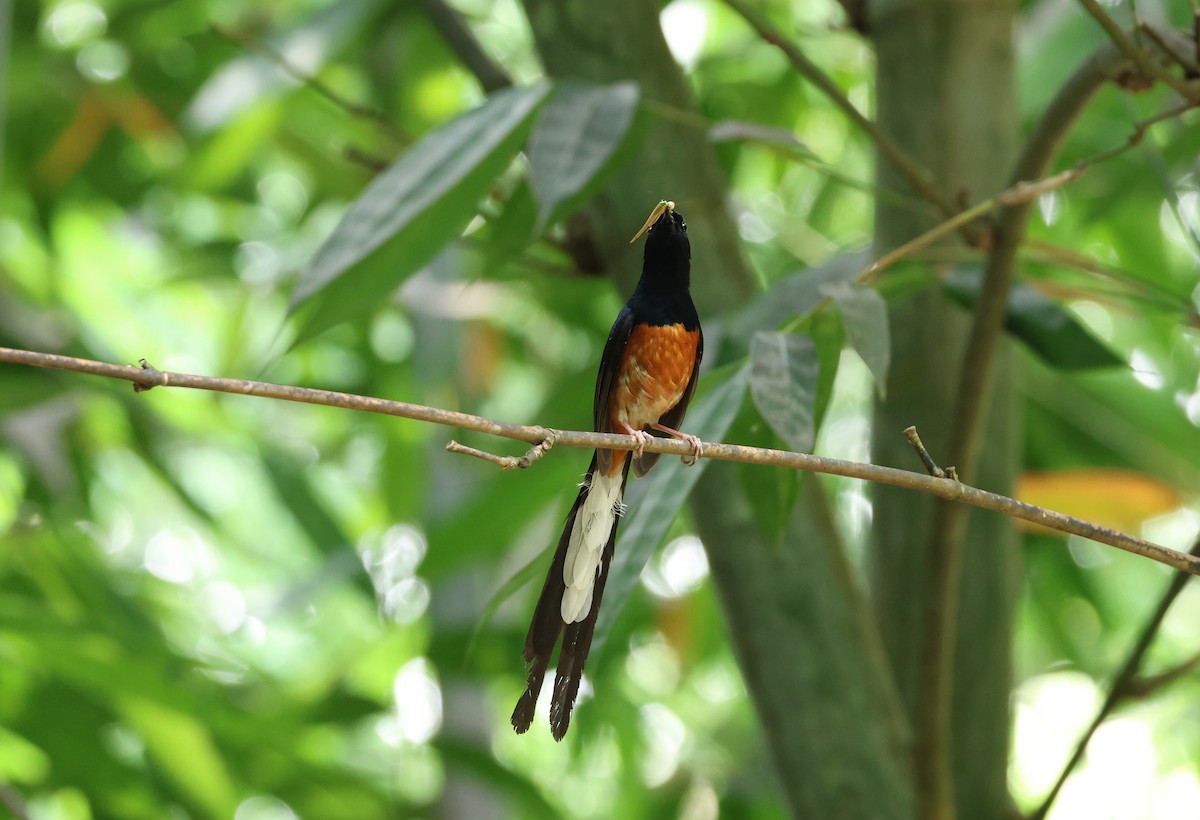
1123 648 1200 698
719 0 963 228
1077 0 1200 100
1030 537 1200 820
211 24 409 143
343 145 390 174
904 426 948 479
3 345 1198 576
417 0 513 93
864 99 1196 290
860 169 1080 283
446 431 557 470
1139 22 1200 77
641 99 928 214
0 786 30 820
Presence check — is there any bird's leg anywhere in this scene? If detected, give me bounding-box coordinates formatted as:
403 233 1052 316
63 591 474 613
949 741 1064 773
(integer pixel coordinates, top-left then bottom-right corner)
620 422 654 460
650 423 704 465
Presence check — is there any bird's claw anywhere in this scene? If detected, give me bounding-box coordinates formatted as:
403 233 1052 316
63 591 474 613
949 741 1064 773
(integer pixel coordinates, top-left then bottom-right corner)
679 434 703 466
629 429 653 460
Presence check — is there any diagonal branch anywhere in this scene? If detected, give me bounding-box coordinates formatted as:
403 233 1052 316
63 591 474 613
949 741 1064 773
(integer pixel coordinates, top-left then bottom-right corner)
211 24 409 143
417 0 514 93
1077 0 1200 101
3 345 1198 576
719 0 962 227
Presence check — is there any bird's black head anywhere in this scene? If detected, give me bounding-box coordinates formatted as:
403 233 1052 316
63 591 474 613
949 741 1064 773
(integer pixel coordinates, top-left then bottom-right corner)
641 208 690 288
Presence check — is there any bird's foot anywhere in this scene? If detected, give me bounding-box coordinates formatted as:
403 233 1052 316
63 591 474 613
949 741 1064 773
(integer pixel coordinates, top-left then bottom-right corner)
621 424 654 460
651 423 704 466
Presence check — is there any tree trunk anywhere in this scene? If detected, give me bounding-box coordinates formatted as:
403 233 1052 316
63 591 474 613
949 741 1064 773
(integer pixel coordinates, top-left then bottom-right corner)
870 1 1022 817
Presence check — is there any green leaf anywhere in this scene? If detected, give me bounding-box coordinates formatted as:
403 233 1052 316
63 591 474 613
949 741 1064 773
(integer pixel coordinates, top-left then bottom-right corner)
291 83 551 340
526 81 640 231
748 331 820 453
118 696 239 819
465 540 554 666
592 367 748 657
483 181 539 276
821 281 890 397
807 308 845 434
735 416 801 546
944 267 1124 370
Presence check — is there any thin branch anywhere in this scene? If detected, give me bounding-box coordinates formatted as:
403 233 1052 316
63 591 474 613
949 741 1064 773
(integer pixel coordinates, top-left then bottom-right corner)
860 169 1080 283
719 0 963 228
416 0 513 93
780 98 1198 338
3 346 1198 576
1124 648 1200 698
342 145 390 174
1077 0 1200 101
0 786 30 820
212 24 409 143
1139 22 1200 77
1030 537 1200 820
864 97 1197 285
641 99 929 214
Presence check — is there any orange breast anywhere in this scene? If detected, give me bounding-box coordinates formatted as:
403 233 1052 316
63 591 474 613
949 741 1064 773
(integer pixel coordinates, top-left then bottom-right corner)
607 323 700 433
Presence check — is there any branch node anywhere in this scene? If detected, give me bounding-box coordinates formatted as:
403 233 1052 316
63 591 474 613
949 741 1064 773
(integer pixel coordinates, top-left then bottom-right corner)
513 429 558 469
134 359 162 393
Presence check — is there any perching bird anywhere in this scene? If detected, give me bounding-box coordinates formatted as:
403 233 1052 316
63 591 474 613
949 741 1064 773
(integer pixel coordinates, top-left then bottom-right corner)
511 201 704 740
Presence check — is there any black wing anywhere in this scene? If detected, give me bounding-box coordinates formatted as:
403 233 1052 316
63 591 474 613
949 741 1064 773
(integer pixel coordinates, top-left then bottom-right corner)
592 304 635 475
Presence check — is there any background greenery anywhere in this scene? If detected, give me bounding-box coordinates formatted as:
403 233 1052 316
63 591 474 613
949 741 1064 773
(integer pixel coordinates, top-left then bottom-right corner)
3 0 1200 818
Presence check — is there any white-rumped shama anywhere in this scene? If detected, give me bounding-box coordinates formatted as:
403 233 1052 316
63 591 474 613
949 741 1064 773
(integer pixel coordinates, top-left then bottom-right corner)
511 202 704 740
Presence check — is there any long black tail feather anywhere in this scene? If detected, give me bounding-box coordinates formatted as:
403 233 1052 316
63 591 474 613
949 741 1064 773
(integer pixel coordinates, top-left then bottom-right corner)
548 520 618 739
511 454 630 738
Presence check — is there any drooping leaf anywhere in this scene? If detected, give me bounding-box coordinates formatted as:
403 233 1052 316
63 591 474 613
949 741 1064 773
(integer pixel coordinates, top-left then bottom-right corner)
944 266 1124 370
748 331 820 453
527 81 640 231
821 281 890 397
734 409 802 545
728 251 869 344
483 181 539 276
708 119 818 162
118 696 239 819
291 83 551 340
806 308 845 436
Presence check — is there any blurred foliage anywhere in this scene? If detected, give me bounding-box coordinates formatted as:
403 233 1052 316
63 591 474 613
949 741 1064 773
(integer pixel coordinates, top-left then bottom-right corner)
2 0 1200 818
